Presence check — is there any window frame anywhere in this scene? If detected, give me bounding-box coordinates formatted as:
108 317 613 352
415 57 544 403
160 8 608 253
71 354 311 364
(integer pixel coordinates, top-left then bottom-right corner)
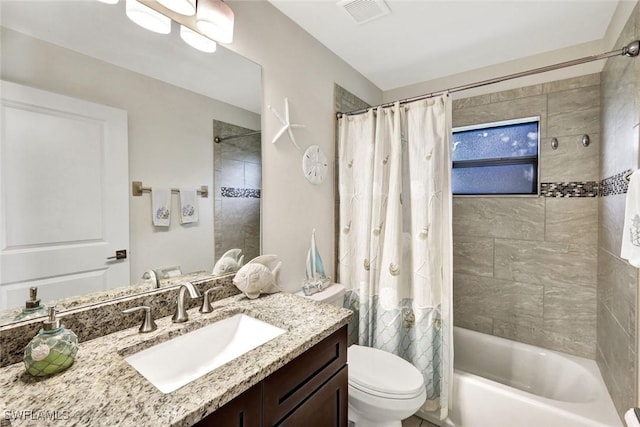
451 116 541 197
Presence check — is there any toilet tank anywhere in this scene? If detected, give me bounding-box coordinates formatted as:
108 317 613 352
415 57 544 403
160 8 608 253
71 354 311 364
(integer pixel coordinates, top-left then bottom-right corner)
296 283 345 307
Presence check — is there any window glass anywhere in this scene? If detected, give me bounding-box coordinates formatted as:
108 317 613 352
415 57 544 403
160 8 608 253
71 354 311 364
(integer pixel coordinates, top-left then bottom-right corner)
452 164 536 195
452 122 538 162
452 118 539 196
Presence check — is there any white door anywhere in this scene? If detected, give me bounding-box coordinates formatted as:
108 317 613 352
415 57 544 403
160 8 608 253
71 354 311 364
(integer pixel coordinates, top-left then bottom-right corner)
0 80 129 310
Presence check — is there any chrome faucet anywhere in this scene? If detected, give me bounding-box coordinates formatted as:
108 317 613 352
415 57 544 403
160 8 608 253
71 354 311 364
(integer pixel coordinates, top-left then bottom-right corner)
172 281 201 323
142 270 161 288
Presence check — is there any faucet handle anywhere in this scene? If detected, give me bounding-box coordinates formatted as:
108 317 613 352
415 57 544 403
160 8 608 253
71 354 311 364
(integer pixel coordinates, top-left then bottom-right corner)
200 287 224 313
123 306 158 333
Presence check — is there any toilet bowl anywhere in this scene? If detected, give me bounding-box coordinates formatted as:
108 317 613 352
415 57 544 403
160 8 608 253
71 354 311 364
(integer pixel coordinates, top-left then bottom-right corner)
347 345 426 427
297 285 426 426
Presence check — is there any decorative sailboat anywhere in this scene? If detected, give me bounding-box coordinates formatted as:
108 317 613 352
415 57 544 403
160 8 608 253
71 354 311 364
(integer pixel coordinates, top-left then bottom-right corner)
302 229 331 296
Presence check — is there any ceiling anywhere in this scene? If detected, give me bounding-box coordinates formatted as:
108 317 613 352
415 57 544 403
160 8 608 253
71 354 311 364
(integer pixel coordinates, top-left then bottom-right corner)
0 0 262 114
268 0 627 91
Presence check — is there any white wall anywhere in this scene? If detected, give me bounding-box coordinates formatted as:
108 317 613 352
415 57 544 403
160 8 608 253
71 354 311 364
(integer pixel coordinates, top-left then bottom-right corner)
383 0 637 103
224 0 640 292
226 0 383 291
1 27 261 285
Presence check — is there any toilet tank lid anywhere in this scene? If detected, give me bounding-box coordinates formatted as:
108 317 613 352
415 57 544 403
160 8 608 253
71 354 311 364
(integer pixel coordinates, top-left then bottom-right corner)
348 345 424 397
296 283 345 301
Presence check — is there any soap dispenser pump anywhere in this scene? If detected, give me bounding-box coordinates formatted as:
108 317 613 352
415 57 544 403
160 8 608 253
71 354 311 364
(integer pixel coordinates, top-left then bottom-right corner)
24 306 78 377
14 287 47 321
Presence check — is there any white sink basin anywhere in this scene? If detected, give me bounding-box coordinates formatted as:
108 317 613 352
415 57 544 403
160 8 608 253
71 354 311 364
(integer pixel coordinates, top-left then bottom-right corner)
124 313 286 393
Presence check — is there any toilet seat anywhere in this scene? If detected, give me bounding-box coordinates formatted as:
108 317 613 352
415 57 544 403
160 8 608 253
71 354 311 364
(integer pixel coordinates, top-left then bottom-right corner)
347 345 425 400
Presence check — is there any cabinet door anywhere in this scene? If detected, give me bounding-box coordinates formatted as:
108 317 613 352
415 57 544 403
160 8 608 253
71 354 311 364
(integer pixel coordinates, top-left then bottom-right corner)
263 326 347 425
277 366 348 427
194 383 262 427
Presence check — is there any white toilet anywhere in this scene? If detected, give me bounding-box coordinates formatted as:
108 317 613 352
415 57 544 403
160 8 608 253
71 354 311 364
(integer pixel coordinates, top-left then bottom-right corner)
297 284 427 427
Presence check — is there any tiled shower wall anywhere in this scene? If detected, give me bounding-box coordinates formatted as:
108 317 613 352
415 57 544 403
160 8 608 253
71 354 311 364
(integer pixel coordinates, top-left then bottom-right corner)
213 120 261 263
598 1 640 418
452 74 601 359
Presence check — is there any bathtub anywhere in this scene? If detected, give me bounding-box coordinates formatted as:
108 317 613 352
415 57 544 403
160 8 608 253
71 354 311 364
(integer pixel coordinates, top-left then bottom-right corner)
420 327 622 427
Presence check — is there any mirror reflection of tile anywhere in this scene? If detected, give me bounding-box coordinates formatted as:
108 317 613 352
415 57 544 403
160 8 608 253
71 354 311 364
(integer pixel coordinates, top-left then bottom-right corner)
214 120 261 264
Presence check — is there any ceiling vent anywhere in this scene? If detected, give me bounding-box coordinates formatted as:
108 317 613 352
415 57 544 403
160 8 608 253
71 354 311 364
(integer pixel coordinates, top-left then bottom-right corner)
337 0 390 25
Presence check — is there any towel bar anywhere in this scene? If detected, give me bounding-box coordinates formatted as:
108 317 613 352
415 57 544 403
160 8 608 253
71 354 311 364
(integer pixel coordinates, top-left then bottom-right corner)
132 181 208 198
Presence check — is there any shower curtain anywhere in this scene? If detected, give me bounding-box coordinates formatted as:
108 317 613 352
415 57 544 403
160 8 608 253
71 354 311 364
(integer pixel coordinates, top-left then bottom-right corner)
337 96 453 418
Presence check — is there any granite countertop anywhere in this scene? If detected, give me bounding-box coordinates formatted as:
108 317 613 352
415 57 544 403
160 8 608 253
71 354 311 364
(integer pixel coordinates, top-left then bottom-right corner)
0 292 353 427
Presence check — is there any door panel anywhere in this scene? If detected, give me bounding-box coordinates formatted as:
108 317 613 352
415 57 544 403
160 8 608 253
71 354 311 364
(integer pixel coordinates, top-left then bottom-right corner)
3 269 108 307
0 80 129 309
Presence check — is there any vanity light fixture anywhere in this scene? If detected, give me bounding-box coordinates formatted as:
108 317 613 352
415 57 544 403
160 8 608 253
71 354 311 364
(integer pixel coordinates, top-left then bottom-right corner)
126 0 172 34
180 25 217 53
121 0 232 52
157 0 196 16
196 0 235 44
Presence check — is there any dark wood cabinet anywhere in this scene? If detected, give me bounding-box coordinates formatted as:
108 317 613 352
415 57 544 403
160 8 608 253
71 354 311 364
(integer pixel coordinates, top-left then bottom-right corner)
193 325 348 427
277 366 348 427
194 383 262 427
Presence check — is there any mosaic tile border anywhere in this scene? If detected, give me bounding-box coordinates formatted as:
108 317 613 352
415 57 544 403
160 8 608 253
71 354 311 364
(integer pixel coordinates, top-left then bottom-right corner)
221 187 261 198
540 182 599 198
599 170 632 197
539 169 633 198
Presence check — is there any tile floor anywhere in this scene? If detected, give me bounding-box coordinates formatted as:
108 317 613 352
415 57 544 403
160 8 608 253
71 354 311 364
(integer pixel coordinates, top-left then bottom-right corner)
402 415 439 427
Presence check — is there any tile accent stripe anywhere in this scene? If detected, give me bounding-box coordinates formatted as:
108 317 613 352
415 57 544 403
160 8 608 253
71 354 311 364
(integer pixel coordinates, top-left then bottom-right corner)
541 182 599 198
221 187 261 198
599 170 631 197
539 169 633 198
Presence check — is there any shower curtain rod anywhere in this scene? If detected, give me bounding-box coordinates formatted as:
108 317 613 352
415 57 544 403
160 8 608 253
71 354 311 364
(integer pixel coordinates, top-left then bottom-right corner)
214 130 261 143
337 40 640 118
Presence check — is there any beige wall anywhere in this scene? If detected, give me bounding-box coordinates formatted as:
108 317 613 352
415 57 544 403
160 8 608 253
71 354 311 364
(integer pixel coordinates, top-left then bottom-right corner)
1 0 384 293
227 0 383 291
598 1 640 418
452 75 600 359
0 27 260 285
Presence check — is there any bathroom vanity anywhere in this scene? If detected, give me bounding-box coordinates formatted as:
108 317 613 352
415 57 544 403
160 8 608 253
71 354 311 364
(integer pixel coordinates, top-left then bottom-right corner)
197 326 347 427
0 292 352 426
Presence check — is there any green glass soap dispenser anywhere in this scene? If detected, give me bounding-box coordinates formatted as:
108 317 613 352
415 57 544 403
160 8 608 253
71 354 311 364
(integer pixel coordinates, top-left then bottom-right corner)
14 287 47 321
24 306 78 377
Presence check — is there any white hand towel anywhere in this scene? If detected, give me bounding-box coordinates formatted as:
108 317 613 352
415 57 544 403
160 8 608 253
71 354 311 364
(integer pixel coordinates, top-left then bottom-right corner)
152 188 171 227
179 188 199 224
621 170 640 267
625 408 640 427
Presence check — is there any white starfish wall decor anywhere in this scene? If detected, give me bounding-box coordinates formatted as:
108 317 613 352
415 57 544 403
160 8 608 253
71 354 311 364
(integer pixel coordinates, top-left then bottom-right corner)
268 97 305 150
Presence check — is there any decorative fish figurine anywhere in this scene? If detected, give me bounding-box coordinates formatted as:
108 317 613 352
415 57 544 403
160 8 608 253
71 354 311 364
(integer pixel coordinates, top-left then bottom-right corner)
212 249 245 276
233 255 282 299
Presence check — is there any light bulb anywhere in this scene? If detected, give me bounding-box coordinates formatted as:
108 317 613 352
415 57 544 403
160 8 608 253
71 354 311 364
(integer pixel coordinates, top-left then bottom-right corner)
157 0 196 16
126 0 171 34
196 0 234 44
180 25 217 53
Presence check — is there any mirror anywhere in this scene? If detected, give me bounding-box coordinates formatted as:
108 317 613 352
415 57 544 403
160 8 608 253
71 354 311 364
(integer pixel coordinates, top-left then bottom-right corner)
0 0 261 325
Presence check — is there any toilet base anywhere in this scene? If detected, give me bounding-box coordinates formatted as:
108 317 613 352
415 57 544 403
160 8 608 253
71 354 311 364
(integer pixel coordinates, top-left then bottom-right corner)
348 402 402 427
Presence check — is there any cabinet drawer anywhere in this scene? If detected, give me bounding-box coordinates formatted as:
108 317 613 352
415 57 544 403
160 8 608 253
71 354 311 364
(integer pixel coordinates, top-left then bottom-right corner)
278 366 348 427
263 325 347 425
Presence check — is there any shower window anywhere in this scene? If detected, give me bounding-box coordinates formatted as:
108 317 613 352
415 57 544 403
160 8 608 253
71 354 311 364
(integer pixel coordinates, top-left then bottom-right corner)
452 117 540 196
